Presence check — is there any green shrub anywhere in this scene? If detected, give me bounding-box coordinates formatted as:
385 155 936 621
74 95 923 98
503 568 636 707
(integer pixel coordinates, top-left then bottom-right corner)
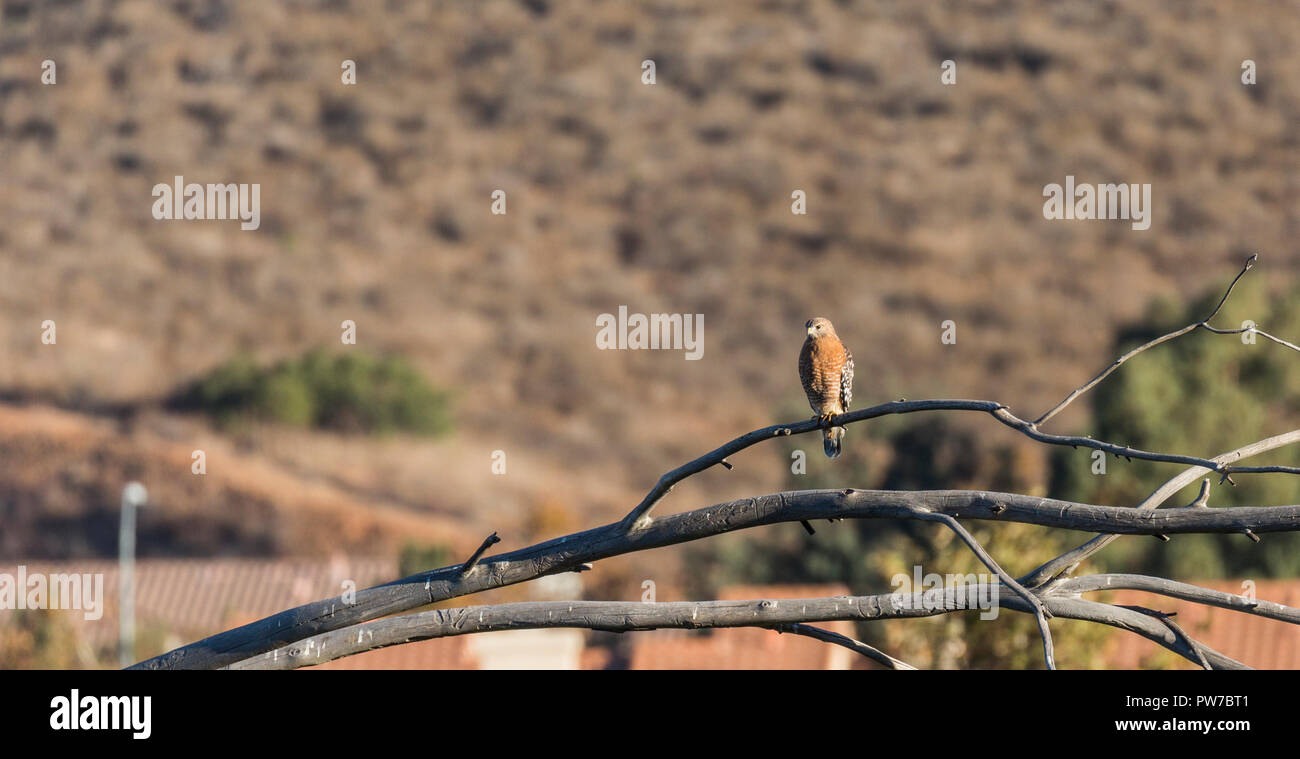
173 349 452 436
398 543 456 578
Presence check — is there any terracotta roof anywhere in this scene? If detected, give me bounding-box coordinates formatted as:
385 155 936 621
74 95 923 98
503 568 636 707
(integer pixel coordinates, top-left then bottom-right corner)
1102 580 1300 669
308 637 477 670
627 583 859 670
579 645 613 670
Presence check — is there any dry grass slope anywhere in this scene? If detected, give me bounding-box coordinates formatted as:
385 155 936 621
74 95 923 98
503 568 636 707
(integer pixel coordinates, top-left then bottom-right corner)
1 0 1298 559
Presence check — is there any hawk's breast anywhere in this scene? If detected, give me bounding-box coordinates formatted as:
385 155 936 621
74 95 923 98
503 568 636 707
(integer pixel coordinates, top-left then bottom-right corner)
799 336 849 415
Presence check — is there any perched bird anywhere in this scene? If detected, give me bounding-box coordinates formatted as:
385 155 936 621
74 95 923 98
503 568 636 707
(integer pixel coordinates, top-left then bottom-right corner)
798 317 854 458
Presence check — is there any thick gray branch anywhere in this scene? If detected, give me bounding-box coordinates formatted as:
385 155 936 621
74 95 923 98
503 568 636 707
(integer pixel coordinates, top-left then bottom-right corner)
225 586 1250 671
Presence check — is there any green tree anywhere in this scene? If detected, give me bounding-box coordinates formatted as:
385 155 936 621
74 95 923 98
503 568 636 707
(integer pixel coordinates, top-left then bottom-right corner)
1051 276 1300 578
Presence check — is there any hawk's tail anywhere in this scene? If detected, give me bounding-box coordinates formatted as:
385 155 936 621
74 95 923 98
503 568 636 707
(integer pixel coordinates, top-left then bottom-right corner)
823 426 845 459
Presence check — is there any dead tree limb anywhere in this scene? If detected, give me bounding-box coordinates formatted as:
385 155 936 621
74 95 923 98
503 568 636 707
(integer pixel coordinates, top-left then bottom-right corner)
766 623 917 670
1047 573 1298 622
1118 606 1212 670
131 487 1300 670
912 509 1055 669
617 400 1300 532
225 577 1285 670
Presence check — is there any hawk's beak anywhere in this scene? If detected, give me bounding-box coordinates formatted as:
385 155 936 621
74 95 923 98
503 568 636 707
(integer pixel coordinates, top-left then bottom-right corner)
806 327 817 337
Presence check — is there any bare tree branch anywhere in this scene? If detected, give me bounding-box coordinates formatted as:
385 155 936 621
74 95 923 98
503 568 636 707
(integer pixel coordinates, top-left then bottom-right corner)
224 583 1259 671
1048 573 1300 624
912 510 1055 670
767 623 917 670
130 486 1300 670
1203 323 1300 353
620 400 1300 533
1117 606 1212 669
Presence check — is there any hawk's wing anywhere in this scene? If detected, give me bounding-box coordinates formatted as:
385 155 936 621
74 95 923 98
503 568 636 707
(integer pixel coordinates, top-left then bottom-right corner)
798 339 818 412
839 345 854 412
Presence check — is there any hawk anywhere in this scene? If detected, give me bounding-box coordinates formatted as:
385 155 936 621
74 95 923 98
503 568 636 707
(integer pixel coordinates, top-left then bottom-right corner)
798 317 854 458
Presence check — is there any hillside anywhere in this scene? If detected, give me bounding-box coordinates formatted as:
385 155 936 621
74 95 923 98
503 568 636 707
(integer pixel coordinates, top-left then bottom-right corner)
2 0 1299 569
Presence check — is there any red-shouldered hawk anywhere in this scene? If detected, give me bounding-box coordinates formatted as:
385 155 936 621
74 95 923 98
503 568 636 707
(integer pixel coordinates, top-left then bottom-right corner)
798 317 854 458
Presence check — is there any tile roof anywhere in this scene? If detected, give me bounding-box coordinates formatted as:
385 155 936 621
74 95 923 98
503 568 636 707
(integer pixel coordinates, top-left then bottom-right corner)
308 637 477 670
626 583 859 670
1102 579 1300 669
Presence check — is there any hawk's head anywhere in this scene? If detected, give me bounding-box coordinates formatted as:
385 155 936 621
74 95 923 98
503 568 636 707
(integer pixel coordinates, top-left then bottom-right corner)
805 317 837 339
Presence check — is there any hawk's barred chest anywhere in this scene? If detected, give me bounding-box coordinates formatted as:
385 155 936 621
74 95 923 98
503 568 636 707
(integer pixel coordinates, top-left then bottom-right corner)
799 334 854 414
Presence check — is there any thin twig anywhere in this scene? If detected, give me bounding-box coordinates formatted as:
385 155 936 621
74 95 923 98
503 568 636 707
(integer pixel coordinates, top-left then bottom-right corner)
1118 606 1212 670
913 510 1055 670
1034 255 1267 428
768 622 917 670
1178 479 1211 509
459 532 501 577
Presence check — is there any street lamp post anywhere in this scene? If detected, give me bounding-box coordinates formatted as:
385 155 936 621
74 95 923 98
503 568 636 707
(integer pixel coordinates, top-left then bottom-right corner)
118 481 148 668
